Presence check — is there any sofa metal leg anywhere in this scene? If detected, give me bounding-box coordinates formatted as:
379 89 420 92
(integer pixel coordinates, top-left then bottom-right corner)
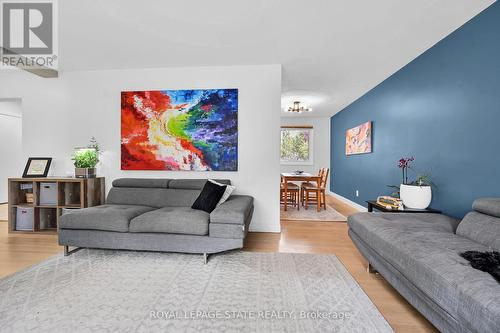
203 253 208 264
367 263 378 274
63 246 81 256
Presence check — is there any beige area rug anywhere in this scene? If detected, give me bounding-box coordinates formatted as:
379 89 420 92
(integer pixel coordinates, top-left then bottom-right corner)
281 204 347 222
0 250 393 333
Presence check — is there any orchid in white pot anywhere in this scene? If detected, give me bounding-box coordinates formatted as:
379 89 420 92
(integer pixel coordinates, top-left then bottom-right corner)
391 157 435 209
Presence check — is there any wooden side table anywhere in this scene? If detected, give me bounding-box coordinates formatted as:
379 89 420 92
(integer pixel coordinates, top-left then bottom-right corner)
366 200 441 214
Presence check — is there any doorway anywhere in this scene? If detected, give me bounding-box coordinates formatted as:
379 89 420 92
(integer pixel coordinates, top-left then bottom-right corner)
0 98 23 221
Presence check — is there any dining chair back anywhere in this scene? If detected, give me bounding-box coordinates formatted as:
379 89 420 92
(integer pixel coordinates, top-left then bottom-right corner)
320 168 329 189
300 167 329 211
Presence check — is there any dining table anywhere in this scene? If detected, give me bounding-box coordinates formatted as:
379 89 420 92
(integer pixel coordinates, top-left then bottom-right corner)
281 172 322 212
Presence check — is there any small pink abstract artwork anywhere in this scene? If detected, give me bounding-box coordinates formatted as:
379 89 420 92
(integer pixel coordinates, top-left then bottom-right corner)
345 121 372 155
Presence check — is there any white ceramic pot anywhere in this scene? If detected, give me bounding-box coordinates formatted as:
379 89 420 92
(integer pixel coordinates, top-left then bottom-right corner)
399 184 432 209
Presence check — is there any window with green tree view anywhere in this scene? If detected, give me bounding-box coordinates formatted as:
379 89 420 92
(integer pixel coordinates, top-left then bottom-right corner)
280 127 313 165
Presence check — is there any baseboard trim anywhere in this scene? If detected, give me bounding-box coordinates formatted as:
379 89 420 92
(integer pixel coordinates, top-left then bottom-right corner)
328 191 367 212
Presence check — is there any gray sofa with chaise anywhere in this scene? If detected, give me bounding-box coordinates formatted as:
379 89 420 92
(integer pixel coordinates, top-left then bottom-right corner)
59 178 253 263
348 198 500 333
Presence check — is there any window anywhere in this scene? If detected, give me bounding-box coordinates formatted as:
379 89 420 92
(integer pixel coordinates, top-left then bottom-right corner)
280 126 313 165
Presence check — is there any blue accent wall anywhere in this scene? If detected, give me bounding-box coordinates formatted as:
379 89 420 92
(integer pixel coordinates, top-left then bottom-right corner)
330 3 500 218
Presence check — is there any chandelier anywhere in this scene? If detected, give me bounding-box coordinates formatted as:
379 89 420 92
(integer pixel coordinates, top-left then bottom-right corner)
287 101 312 113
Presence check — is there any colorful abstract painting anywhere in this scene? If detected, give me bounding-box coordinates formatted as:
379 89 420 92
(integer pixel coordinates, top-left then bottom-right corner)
121 89 238 171
345 121 372 155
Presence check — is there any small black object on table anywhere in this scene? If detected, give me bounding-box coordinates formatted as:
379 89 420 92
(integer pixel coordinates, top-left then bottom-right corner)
366 200 441 214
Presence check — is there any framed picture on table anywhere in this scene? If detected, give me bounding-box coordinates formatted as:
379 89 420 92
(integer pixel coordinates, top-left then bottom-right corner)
22 157 52 178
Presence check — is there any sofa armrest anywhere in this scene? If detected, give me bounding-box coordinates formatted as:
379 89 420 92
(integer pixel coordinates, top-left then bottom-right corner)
210 195 254 225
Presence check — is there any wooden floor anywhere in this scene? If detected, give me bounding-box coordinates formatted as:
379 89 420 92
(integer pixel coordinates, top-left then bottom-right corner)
0 200 437 333
0 203 7 221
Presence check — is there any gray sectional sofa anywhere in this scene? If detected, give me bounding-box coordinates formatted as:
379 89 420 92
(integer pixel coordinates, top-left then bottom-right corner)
348 198 500 333
59 178 254 263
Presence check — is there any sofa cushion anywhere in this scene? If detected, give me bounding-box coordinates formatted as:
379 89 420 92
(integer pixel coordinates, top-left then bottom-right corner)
59 204 155 232
129 207 209 236
348 213 500 333
168 179 231 190
456 211 500 250
106 188 201 208
210 195 254 225
106 179 232 208
112 178 171 188
473 197 500 218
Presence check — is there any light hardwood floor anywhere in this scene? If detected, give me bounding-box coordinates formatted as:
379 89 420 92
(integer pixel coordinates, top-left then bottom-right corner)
0 200 437 333
0 203 7 221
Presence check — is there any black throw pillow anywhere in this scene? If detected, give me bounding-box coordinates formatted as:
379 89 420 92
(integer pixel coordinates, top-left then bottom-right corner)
460 251 500 283
191 181 227 213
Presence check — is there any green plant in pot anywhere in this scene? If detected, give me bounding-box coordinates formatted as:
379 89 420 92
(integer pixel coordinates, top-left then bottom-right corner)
72 137 99 178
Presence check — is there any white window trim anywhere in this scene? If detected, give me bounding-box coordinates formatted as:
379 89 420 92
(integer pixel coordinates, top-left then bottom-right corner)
280 127 314 166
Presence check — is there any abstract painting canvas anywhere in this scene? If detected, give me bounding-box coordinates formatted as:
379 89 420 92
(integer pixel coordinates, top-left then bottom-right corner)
121 89 238 171
345 121 372 155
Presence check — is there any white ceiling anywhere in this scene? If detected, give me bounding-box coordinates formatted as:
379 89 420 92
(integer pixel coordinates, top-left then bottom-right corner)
58 0 495 117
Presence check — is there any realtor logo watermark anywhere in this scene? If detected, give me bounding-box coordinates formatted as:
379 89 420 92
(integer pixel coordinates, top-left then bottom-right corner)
0 0 58 69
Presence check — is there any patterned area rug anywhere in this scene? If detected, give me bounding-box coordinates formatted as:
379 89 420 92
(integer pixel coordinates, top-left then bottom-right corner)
0 250 393 333
281 204 347 222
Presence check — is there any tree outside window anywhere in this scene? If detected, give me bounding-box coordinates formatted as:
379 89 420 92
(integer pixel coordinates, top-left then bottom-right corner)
280 127 313 165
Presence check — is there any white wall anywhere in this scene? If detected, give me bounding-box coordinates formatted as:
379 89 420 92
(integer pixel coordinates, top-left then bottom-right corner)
0 65 282 232
0 99 23 203
280 116 331 191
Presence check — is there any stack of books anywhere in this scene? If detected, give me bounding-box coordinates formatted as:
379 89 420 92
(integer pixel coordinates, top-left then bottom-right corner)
377 196 403 210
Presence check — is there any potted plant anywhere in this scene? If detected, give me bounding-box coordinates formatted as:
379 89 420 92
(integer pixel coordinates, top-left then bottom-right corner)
72 137 100 178
397 157 433 209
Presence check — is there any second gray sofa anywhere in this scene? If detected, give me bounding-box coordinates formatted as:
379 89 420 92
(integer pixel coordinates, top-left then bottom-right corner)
348 198 500 333
58 178 254 262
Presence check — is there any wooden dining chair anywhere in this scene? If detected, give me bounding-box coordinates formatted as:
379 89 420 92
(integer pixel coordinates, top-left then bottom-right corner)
301 169 322 207
301 168 329 210
280 176 300 210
